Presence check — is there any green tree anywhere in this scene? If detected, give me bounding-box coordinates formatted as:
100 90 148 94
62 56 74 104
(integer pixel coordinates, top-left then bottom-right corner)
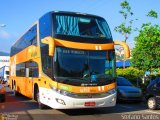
114 0 134 42
116 67 144 82
147 10 158 18
131 10 160 72
114 0 137 68
142 10 158 27
131 24 160 72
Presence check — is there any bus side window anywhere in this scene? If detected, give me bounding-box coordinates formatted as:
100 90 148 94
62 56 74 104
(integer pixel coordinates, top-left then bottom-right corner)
10 24 37 57
16 63 26 77
28 61 39 78
41 56 53 78
29 25 37 46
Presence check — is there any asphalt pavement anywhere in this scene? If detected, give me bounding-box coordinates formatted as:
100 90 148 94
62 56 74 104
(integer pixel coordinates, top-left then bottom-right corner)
0 86 160 120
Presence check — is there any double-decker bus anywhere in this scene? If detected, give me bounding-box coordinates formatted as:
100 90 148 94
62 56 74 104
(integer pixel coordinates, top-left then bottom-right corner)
9 11 130 109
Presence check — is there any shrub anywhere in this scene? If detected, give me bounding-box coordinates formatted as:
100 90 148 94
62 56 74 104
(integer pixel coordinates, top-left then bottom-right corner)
116 67 144 86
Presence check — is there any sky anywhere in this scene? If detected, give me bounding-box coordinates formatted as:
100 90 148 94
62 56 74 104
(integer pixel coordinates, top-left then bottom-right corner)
0 0 160 53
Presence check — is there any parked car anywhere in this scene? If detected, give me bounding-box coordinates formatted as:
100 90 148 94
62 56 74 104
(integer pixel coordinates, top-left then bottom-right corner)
0 82 6 102
145 77 160 110
116 77 142 102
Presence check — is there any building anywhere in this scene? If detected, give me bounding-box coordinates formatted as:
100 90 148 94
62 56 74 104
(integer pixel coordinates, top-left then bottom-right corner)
0 53 10 68
0 52 9 83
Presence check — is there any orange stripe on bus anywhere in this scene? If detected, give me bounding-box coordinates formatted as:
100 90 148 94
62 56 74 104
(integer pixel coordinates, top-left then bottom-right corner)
55 39 114 50
57 82 116 94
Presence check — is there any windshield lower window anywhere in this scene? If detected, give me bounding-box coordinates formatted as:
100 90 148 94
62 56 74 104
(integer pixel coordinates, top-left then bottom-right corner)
54 47 116 86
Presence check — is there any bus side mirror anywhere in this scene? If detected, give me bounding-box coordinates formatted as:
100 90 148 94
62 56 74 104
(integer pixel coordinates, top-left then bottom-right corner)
114 41 130 58
41 37 55 56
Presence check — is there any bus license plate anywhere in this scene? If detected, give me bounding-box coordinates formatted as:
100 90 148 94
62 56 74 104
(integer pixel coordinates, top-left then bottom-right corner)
85 102 96 106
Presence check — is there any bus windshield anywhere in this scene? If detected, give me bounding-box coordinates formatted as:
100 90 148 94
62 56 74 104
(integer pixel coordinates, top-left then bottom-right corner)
54 47 115 86
53 13 112 43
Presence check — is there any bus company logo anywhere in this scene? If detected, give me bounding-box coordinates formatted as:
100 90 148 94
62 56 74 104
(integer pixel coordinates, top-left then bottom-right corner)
80 87 90 93
81 83 97 86
87 94 92 98
31 51 37 57
28 46 37 58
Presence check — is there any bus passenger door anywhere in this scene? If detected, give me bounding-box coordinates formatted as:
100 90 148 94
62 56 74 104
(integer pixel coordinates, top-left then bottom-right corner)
25 67 33 98
26 61 39 98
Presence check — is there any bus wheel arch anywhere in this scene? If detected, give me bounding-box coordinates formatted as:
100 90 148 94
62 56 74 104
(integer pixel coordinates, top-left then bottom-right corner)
11 80 14 90
13 80 16 89
13 80 18 96
34 83 38 101
34 84 46 109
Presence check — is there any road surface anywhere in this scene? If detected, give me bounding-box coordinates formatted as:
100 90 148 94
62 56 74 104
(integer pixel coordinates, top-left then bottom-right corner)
0 86 160 120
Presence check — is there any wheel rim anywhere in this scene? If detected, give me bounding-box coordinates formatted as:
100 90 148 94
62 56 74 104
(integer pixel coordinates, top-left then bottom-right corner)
148 99 155 109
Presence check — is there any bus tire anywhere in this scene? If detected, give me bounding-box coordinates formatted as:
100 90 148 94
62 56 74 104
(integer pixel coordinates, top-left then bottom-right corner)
2 96 6 102
36 88 46 109
34 84 38 101
13 83 19 96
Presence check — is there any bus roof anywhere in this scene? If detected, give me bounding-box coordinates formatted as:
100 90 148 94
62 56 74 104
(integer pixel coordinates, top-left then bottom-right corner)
11 11 106 52
50 11 104 18
11 21 38 48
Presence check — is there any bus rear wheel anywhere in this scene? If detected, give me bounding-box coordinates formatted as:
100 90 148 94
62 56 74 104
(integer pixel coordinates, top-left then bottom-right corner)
0 94 5 102
13 83 19 96
36 89 46 109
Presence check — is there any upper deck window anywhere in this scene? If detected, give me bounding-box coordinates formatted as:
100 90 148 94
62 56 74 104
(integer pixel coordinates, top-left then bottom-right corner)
53 13 113 43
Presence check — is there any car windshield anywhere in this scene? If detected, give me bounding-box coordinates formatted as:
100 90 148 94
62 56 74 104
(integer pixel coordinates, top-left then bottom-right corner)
116 77 133 86
147 77 160 88
54 47 116 86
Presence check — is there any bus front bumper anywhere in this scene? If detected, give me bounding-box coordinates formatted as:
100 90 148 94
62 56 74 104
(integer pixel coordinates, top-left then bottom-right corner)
39 87 117 109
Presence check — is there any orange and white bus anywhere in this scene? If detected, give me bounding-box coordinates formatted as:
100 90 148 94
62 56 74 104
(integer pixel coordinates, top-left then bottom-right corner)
9 11 130 109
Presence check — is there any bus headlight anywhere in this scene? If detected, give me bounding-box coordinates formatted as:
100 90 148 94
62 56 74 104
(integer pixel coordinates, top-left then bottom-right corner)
58 89 77 97
49 84 76 97
108 89 116 95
